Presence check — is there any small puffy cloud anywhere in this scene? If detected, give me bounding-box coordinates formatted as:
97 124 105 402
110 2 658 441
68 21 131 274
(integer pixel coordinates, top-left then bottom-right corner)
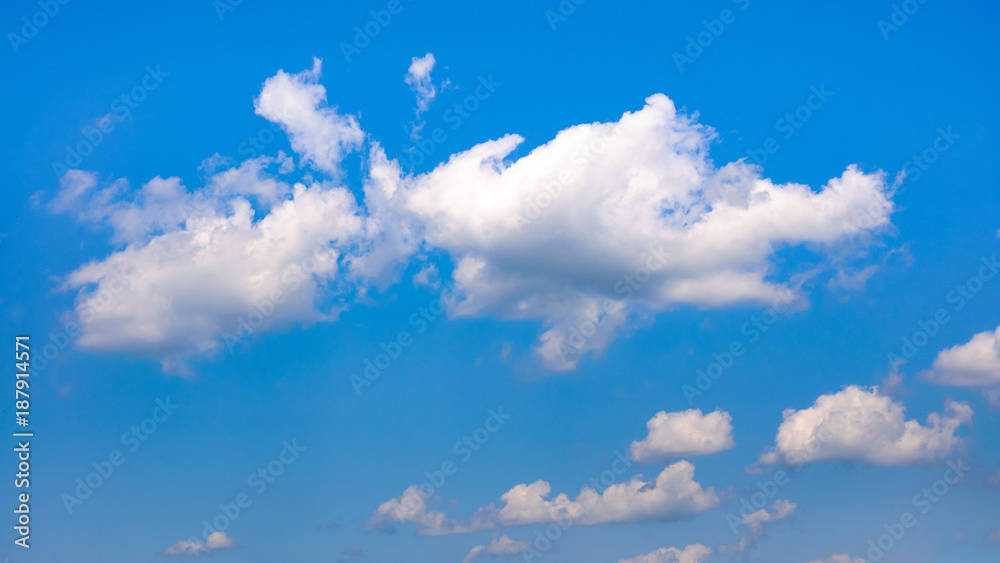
164 540 208 556
163 532 235 556
756 386 972 468
205 533 235 550
803 555 866 563
923 326 1000 405
367 461 719 535
254 57 364 175
463 535 533 563
618 543 712 563
405 52 437 115
365 485 466 534
630 409 734 463
405 53 437 138
734 499 795 553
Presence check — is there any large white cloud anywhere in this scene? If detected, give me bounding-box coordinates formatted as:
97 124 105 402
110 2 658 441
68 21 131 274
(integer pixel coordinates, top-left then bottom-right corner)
756 386 972 468
47 58 897 373
630 409 734 463
923 326 1000 405
377 93 895 370
366 460 719 536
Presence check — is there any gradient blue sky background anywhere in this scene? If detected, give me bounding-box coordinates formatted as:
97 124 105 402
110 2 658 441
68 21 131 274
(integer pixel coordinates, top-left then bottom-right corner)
2 1 999 562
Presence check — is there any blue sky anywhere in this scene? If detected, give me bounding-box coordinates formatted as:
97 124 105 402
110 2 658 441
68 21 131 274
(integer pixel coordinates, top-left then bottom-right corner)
2 0 999 562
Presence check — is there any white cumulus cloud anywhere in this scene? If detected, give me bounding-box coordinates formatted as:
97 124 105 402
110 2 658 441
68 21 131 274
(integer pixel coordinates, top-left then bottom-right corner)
367 460 719 535
618 543 712 563
923 326 1000 405
376 93 895 371
756 386 972 468
630 409 734 463
405 52 437 116
59 173 363 373
46 58 898 374
462 534 533 563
